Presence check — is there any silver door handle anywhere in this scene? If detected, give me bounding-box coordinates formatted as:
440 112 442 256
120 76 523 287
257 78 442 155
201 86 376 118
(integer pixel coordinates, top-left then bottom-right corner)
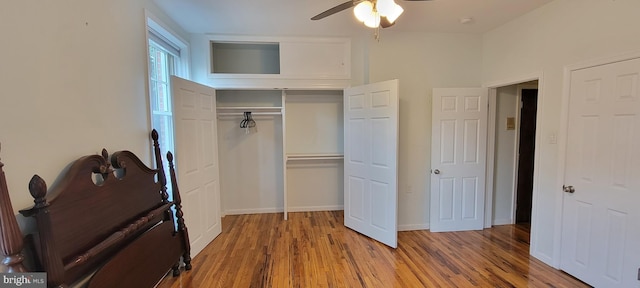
433 169 440 175
563 185 575 193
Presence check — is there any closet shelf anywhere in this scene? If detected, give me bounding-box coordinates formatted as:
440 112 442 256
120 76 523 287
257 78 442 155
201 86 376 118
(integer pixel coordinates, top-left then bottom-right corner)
286 153 344 161
217 106 283 116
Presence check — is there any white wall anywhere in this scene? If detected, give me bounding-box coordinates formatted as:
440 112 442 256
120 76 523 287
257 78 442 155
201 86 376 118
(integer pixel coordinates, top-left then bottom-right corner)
482 0 640 266
363 32 483 230
493 86 517 225
217 116 284 214
0 1 187 225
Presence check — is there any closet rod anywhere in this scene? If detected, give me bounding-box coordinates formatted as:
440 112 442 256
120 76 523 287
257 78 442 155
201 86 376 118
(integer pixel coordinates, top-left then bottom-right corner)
217 112 282 116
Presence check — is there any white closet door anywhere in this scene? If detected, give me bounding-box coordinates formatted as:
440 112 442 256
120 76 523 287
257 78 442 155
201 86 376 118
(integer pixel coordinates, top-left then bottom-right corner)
560 57 640 287
430 88 488 232
171 76 222 257
344 79 399 248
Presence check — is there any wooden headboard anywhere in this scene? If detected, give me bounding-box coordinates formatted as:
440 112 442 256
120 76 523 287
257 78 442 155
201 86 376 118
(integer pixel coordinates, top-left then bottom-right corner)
0 130 191 287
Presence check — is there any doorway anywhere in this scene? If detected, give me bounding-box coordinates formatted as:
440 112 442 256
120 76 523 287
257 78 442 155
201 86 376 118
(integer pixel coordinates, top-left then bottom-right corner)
489 81 538 228
514 87 537 224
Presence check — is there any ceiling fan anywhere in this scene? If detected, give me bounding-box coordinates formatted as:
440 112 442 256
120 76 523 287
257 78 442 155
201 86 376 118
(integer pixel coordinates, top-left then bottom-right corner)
311 0 434 29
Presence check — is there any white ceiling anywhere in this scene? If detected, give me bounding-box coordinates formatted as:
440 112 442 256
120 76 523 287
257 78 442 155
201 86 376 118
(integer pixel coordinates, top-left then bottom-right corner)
153 0 554 36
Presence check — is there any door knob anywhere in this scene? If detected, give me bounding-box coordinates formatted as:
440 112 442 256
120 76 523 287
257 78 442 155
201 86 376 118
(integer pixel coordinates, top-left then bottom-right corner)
433 169 441 175
563 185 575 193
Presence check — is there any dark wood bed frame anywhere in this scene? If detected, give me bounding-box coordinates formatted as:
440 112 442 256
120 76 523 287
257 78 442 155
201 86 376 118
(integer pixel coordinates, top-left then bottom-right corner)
0 130 191 287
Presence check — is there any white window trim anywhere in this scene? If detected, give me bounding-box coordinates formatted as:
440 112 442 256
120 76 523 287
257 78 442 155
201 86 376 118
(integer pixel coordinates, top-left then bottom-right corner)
144 10 190 79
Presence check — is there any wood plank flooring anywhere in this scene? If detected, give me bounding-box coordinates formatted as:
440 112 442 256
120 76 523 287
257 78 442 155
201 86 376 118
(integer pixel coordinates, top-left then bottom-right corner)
157 211 589 288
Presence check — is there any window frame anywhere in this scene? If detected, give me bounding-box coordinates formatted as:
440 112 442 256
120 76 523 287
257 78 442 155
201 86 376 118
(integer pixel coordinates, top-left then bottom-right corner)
144 10 190 174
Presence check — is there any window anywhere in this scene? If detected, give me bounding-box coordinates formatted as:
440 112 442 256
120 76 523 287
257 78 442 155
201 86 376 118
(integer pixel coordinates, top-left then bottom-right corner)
145 12 189 195
148 34 177 158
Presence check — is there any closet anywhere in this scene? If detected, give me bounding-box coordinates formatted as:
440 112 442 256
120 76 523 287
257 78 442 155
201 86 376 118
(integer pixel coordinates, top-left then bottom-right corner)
284 90 343 214
205 35 351 219
216 90 284 215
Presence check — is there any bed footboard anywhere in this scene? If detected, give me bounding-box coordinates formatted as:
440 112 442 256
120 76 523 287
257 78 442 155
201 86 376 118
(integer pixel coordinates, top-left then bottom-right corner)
87 221 183 288
0 130 192 287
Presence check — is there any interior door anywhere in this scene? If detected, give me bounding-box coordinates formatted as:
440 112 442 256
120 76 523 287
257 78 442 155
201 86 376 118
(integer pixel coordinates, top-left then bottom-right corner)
560 57 640 287
430 88 488 232
171 76 222 257
344 79 399 248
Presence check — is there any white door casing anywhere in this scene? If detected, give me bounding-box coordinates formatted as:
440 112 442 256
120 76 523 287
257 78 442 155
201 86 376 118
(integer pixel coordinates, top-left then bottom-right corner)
430 88 488 232
171 76 222 257
560 57 640 287
344 79 399 248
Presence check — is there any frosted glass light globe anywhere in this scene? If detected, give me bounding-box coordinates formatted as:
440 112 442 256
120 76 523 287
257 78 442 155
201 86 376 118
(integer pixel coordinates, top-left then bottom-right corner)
354 1 374 22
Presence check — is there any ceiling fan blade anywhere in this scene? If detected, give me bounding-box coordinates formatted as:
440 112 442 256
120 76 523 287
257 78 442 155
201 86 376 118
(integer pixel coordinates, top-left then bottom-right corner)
311 1 355 20
380 17 395 28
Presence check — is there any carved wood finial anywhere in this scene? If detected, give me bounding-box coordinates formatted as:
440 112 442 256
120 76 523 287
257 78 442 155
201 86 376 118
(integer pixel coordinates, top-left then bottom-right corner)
0 146 28 272
101 149 108 162
95 149 113 177
29 175 48 209
152 129 159 142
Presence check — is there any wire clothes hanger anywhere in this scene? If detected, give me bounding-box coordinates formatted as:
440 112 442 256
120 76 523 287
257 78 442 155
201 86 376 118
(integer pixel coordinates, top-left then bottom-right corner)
240 111 256 133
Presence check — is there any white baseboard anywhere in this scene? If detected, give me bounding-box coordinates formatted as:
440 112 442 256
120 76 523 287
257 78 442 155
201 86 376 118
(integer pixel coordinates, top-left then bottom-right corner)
492 218 513 226
287 205 344 212
398 223 429 231
224 206 344 215
224 207 284 215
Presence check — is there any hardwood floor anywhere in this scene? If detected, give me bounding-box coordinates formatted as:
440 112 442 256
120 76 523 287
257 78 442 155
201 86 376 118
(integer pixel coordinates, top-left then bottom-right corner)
157 211 589 288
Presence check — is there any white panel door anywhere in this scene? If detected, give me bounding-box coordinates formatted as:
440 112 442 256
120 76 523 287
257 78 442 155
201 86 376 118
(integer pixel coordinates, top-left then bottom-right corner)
560 57 640 287
171 76 222 257
344 79 399 248
430 88 488 232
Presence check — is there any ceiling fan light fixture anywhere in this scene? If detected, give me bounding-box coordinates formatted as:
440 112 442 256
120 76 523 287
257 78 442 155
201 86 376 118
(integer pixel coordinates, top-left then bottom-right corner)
363 11 381 28
385 3 404 24
311 0 426 40
354 1 374 22
376 0 396 17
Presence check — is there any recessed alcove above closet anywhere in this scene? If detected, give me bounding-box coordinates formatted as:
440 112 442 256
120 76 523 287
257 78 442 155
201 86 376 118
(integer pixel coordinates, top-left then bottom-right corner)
211 42 280 74
196 35 351 89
